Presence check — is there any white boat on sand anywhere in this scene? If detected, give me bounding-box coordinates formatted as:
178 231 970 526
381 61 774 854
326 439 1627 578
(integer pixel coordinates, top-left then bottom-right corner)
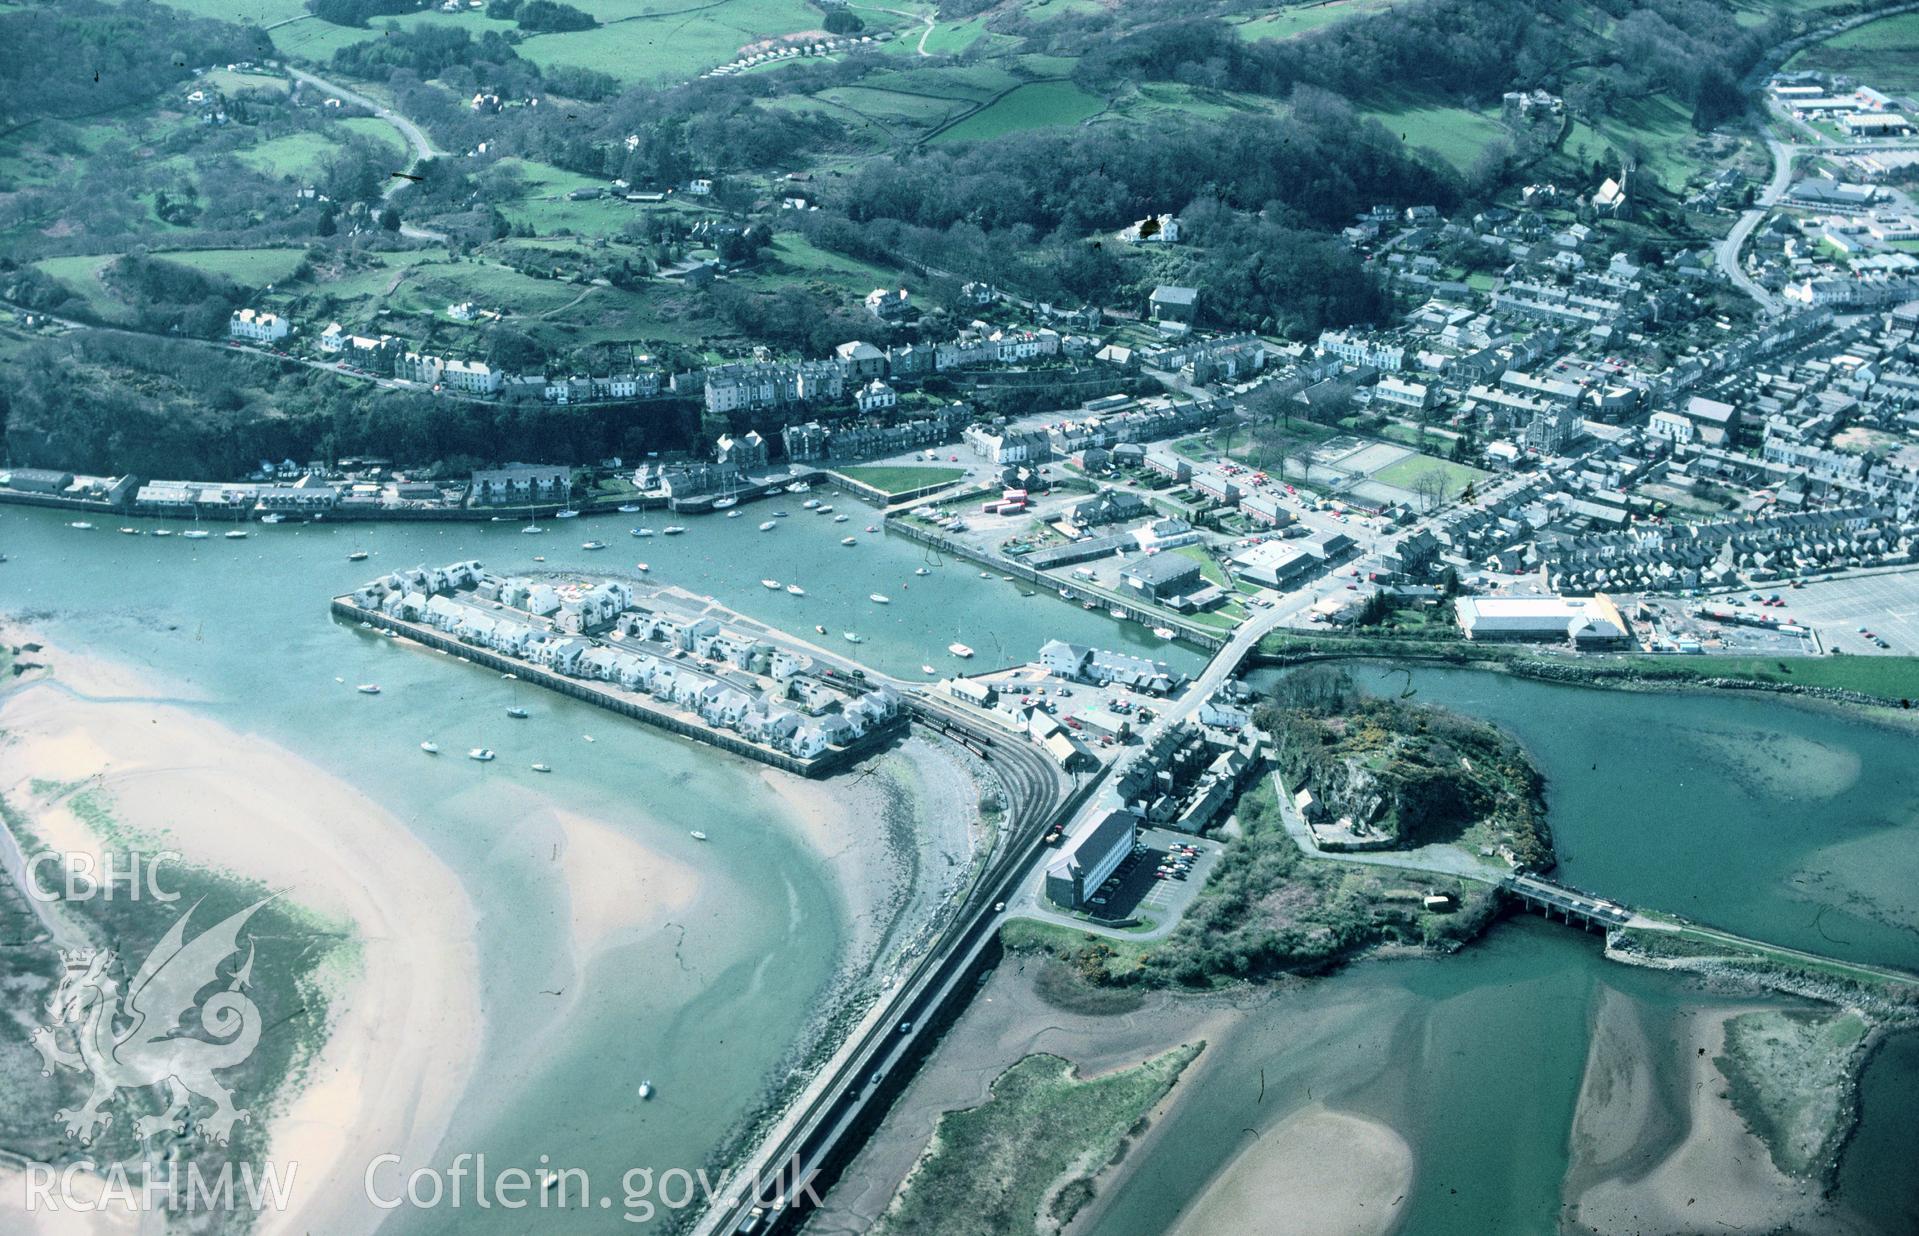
870 594 890 604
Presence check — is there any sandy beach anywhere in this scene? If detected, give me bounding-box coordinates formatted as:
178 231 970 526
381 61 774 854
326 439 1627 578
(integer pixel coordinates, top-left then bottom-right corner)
756 732 985 972
0 628 482 1236
1567 997 1839 1235
1168 1105 1413 1236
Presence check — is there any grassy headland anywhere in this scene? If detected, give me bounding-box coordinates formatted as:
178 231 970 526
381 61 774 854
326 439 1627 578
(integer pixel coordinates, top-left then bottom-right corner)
873 1045 1200 1236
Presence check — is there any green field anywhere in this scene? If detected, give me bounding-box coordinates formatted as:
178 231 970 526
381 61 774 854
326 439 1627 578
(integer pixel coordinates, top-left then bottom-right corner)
30 256 121 319
151 248 311 286
835 464 965 494
1371 453 1490 499
931 81 1106 144
1787 10 1919 94
237 121 405 179
1616 654 1919 702
755 233 901 294
1364 104 1506 170
1561 90 1705 193
1232 0 1397 41
872 1047 1200 1236
513 0 831 84
154 0 308 23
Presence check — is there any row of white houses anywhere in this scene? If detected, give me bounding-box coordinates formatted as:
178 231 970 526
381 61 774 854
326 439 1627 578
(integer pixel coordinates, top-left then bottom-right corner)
347 564 900 759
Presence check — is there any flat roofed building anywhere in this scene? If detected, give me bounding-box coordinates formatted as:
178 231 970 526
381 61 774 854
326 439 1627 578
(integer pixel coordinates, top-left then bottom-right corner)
1454 594 1629 646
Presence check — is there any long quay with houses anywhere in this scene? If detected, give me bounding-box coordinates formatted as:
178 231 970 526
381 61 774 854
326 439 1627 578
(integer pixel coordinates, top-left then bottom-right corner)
332 562 904 777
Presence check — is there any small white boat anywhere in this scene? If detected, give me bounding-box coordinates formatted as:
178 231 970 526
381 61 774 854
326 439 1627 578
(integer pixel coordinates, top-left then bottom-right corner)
818 504 834 514
357 684 382 695
870 594 890 604
914 567 930 576
663 526 686 535
631 527 654 537
841 536 857 546
762 579 782 590
772 510 789 518
948 643 974 658
582 734 596 743
713 496 738 510
979 571 992 579
787 584 806 596
555 509 580 519
637 1080 655 1100
815 625 828 635
260 513 284 525
182 529 210 540
634 562 649 571
531 763 552 773
844 632 863 643
787 481 810 493
118 526 140 535
866 526 879 534
922 664 938 675
582 540 607 550
727 510 742 519
834 514 849 523
759 520 777 531
617 504 641 513
803 499 820 510
1109 606 1127 618
522 524 544 535
420 741 440 754
224 530 248 539
1083 600 1098 610
689 831 708 841
1153 627 1176 639
153 529 174 537
348 550 369 561
502 673 516 679
507 707 529 719
533 555 546 562
468 748 496 762
68 521 94 530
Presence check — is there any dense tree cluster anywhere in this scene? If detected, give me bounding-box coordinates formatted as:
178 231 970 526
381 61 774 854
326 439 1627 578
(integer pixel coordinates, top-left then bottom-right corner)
3 333 700 479
309 0 431 28
0 0 272 131
487 0 598 33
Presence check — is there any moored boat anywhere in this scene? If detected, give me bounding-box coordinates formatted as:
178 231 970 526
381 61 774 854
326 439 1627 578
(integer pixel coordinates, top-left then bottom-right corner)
689 831 708 841
468 748 496 762
841 536 857 546
68 521 94 530
555 509 580 519
948 643 974 658
617 504 641 513
357 683 381 694
507 707 529 718
1152 627 1176 639
762 578 782 590
914 567 930 576
631 527 654 537
787 584 806 595
843 631 863 643
870 594 890 604
663 526 686 535
531 763 552 773
759 520 776 531
921 664 938 675
582 540 607 550
348 550 369 561
420 741 440 754
224 529 248 539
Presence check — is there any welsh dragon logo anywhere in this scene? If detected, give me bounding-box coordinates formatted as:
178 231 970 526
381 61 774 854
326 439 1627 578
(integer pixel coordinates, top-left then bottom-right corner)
31 898 270 1147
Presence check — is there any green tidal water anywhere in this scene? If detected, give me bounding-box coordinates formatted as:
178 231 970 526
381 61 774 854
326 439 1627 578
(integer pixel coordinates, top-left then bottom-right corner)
0 500 1193 1228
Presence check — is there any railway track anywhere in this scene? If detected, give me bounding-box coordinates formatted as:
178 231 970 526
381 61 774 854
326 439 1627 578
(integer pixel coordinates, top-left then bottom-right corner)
697 699 1075 1235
